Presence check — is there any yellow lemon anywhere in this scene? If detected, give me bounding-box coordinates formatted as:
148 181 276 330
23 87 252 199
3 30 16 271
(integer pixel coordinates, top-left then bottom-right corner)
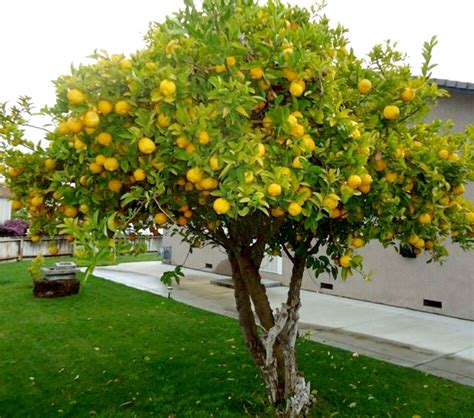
408 234 419 246
385 172 398 183
97 100 113 115
154 212 167 225
288 202 302 217
48 245 59 256
352 237 365 248
209 156 220 170
374 159 387 171
95 154 106 165
31 196 44 208
452 184 465 195
250 67 264 80
157 113 171 128
186 167 204 184
262 116 273 130
213 198 230 214
298 186 312 201
159 79 176 96
282 68 297 81
119 58 132 70
302 134 316 151
419 213 432 224
104 157 119 172
89 162 103 174
438 149 449 160
324 194 339 210
292 156 303 169
64 207 78 218
244 171 254 184
199 177 217 190
400 87 415 102
11 200 23 211
383 105 400 120
83 111 100 128
185 143 196 153
44 158 56 171
267 183 282 197
138 137 156 154
271 207 285 217
360 174 373 186
8 167 23 177
289 79 305 97
73 138 87 151
67 89 85 105
225 56 236 66
448 152 459 162
96 132 112 146
133 168 146 181
357 79 372 94
290 124 305 137
57 122 69 135
115 100 130 116
66 117 83 133
198 131 211 145
339 255 351 268
347 175 362 189
30 235 41 243
176 136 189 148
108 179 122 193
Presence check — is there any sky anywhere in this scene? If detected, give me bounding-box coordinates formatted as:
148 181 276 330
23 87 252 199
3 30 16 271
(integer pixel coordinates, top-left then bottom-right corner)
0 0 472 111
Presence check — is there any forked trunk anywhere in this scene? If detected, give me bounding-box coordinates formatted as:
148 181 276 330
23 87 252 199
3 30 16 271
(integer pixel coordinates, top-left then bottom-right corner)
228 249 315 417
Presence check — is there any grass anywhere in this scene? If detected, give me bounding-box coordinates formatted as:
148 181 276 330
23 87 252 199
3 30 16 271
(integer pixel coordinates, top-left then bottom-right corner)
0 259 473 417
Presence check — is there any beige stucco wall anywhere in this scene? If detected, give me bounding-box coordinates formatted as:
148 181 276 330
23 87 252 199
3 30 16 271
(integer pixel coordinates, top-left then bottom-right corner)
429 91 474 129
162 91 474 320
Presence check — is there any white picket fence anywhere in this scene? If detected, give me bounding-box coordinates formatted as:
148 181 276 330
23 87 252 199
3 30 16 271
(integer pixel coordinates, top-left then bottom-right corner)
0 236 162 262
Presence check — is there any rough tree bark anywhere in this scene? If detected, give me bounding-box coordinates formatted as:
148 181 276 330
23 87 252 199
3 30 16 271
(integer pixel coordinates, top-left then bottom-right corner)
228 246 315 417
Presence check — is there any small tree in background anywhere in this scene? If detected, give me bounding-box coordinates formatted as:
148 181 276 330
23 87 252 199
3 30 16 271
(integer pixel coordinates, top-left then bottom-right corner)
1 0 473 415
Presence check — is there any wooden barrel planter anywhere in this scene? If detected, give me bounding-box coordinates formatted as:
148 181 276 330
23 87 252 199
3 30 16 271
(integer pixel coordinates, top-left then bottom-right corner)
33 262 80 298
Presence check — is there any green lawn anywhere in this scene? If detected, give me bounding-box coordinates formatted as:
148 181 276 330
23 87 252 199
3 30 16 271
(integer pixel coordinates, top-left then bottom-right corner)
0 259 473 417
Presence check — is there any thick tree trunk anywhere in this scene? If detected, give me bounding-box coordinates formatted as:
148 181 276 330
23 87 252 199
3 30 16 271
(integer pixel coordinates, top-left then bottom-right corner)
228 248 315 417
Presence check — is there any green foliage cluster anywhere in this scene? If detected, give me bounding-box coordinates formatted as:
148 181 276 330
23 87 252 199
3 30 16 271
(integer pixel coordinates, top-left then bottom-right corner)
0 0 472 276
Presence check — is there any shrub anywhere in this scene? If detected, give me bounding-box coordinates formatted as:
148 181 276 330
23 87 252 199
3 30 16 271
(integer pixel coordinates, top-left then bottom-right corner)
0 219 29 236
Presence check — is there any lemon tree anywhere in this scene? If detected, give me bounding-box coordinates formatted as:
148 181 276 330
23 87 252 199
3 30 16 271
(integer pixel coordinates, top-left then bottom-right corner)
1 0 473 416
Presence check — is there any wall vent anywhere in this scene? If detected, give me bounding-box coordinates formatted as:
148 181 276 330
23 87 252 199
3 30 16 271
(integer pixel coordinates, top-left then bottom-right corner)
423 299 442 309
320 282 334 290
205 263 213 269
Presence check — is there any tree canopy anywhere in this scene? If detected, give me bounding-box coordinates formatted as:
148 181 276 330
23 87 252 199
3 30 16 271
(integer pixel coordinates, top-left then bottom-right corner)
1 0 473 415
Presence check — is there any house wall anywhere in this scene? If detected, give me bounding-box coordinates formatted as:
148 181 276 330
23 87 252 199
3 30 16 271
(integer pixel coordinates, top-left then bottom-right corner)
162 91 474 320
0 198 11 223
429 91 474 129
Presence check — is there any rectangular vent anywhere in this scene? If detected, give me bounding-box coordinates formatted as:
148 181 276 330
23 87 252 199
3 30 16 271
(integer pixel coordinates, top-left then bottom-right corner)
423 299 442 309
320 282 334 290
205 263 213 269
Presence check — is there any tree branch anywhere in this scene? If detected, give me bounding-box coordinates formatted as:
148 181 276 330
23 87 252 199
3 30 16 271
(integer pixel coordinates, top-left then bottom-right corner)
282 244 295 264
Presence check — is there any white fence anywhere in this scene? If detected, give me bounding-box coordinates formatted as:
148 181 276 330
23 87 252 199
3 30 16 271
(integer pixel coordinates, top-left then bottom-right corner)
0 236 162 262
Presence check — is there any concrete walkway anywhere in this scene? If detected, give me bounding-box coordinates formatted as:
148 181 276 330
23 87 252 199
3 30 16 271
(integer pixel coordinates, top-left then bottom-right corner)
90 261 474 386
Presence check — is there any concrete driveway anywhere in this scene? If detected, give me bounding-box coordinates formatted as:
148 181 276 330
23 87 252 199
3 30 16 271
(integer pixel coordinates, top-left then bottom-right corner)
90 261 474 386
